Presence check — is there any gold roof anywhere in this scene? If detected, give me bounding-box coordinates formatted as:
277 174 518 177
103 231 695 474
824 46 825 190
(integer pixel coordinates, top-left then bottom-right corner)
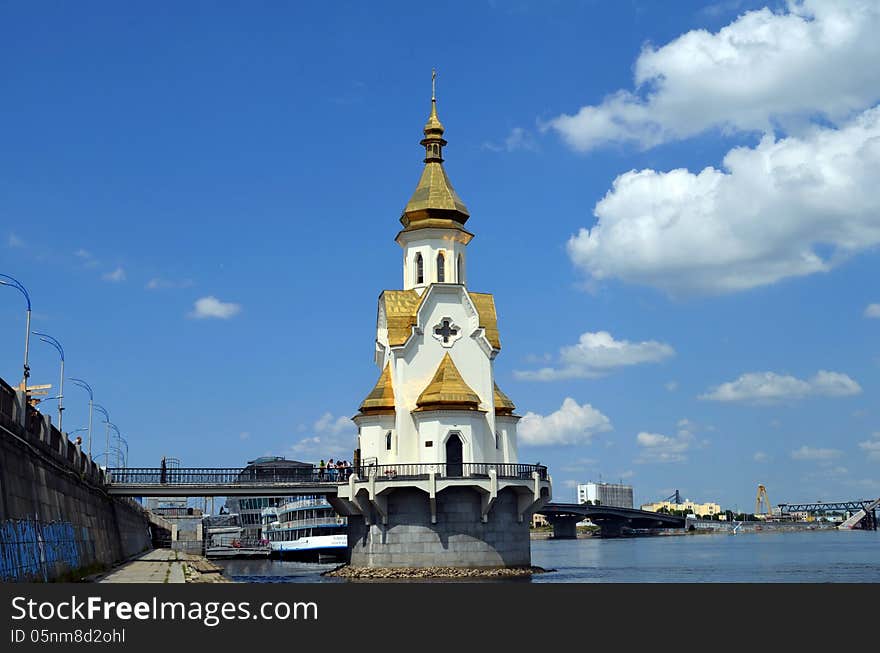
400 93 470 230
469 292 501 350
493 383 516 416
381 290 424 346
402 163 470 224
359 364 396 415
380 289 501 350
416 353 482 411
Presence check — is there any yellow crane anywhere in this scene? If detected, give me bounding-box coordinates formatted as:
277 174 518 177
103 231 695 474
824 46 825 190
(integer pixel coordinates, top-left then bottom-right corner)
755 484 772 517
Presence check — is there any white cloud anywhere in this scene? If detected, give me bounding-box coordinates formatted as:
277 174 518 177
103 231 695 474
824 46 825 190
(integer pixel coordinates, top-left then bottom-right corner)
635 430 693 464
515 331 674 381
518 397 612 446
313 412 351 436
700 370 861 403
635 418 707 463
239 431 250 441
858 432 880 461
568 107 880 295
101 267 126 283
546 1 880 152
754 451 770 463
289 412 355 458
791 446 843 461
188 296 242 320
865 304 880 318
664 381 678 392
7 233 24 248
483 127 537 153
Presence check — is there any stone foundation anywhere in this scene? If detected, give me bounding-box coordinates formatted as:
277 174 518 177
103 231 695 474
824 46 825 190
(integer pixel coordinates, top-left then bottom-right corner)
347 486 531 568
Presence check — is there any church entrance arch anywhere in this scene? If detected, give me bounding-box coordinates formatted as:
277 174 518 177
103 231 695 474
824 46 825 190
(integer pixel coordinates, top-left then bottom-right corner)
445 432 463 477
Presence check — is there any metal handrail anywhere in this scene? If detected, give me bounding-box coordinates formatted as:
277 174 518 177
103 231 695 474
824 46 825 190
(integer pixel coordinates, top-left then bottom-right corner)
355 462 548 481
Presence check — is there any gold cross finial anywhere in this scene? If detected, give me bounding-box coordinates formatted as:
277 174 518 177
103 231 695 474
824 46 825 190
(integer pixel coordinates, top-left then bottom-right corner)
432 68 437 101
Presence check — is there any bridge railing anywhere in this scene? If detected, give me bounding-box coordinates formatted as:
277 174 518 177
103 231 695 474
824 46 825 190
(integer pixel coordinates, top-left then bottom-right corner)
108 467 329 485
107 463 549 485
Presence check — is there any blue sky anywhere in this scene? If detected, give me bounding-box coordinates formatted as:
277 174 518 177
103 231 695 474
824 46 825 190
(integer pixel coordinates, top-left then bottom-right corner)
2 1 879 510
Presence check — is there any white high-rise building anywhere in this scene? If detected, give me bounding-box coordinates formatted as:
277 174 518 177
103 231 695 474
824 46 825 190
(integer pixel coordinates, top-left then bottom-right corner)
577 482 633 509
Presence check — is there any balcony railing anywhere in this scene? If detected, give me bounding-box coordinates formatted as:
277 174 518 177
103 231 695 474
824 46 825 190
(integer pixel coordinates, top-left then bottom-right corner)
356 462 547 481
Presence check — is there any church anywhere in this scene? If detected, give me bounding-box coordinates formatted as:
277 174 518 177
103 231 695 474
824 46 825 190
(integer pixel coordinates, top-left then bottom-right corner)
332 79 552 568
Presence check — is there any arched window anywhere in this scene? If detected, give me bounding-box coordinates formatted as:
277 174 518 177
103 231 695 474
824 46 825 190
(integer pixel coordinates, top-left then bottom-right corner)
415 253 424 285
437 252 445 282
385 431 392 451
495 431 501 450
457 254 463 284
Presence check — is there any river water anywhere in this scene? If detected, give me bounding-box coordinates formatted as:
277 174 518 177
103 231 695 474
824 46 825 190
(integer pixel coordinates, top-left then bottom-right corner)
216 529 880 583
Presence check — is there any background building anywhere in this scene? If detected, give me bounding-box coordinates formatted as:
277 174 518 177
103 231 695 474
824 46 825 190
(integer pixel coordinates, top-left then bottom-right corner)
577 482 633 508
641 499 722 517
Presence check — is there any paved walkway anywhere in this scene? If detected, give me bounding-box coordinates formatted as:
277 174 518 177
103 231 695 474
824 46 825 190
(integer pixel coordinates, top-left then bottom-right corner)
96 548 187 583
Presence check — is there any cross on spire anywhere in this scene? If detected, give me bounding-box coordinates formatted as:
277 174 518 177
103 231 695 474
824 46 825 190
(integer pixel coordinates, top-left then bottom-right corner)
434 319 458 344
432 68 437 101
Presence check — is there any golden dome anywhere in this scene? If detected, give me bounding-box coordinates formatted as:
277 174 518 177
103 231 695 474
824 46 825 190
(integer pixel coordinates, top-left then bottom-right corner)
400 75 470 232
359 364 396 415
415 353 482 412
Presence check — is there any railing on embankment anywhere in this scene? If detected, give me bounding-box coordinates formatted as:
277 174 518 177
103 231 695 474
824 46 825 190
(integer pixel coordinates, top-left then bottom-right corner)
0 375 151 582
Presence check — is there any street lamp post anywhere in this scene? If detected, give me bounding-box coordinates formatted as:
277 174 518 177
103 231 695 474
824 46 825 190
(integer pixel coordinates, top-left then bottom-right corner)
93 403 111 468
0 274 32 391
32 331 65 430
108 423 126 467
69 378 94 458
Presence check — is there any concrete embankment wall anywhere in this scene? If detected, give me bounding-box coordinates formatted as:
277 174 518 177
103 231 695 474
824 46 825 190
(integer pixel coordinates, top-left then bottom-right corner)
0 378 151 582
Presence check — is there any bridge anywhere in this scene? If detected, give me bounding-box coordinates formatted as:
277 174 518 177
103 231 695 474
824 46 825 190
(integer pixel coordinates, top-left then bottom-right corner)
537 502 686 538
106 463 548 497
106 466 341 497
778 499 879 530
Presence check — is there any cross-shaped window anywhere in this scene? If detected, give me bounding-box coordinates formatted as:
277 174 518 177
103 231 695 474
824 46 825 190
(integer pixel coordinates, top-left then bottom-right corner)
433 319 459 344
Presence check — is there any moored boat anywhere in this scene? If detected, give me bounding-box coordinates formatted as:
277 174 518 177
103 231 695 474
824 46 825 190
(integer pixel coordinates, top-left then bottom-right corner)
261 497 347 562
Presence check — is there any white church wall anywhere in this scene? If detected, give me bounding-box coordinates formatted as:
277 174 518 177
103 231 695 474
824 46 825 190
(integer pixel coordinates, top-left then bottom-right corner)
398 228 469 291
354 414 395 464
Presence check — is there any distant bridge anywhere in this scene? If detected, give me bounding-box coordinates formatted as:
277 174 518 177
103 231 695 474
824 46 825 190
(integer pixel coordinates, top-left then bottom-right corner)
778 498 879 530
778 499 877 513
537 502 686 538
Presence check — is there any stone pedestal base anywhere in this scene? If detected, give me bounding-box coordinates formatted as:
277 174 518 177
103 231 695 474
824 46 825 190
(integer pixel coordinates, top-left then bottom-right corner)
347 487 530 568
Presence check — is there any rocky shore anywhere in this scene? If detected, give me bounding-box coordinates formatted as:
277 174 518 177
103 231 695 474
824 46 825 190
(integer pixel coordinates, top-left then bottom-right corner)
324 565 551 579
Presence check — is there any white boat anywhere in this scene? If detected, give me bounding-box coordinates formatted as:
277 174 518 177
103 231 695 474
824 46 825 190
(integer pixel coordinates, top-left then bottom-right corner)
261 497 348 561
